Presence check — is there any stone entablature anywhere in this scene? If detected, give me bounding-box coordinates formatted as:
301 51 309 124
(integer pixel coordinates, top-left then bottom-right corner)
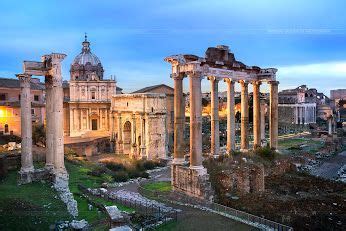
110 93 168 160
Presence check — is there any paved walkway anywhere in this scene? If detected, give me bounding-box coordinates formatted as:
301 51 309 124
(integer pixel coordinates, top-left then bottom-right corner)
108 167 254 231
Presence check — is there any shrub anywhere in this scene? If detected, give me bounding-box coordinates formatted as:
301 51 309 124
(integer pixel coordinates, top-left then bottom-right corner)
104 162 126 172
255 146 277 160
88 166 107 177
101 174 114 183
136 160 158 171
112 171 129 182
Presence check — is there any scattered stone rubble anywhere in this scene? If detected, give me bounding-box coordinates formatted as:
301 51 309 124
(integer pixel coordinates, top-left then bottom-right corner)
53 174 79 217
2 142 21 151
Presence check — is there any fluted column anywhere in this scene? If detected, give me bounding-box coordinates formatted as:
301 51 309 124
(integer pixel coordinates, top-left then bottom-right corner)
45 76 54 170
209 76 220 157
269 81 279 150
225 79 235 153
140 115 146 157
189 72 203 169
240 81 249 152
173 74 185 164
17 74 34 174
252 81 261 149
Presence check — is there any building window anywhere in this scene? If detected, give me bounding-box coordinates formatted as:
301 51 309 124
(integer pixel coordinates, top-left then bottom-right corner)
18 94 21 100
31 108 35 115
0 94 6 101
34 95 39 101
4 124 9 133
91 91 96 100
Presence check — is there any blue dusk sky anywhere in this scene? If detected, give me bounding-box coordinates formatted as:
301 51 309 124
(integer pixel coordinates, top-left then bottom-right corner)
0 0 345 95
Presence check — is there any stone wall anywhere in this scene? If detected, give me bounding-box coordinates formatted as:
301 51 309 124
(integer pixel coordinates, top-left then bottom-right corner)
216 163 265 195
171 164 214 201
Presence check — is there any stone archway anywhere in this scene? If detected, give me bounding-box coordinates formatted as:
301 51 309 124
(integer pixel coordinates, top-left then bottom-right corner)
90 113 98 131
123 121 132 155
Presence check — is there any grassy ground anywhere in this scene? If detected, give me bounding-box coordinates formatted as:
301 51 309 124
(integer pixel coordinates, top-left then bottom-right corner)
0 159 136 230
66 160 134 224
143 181 172 192
278 137 324 154
0 171 71 230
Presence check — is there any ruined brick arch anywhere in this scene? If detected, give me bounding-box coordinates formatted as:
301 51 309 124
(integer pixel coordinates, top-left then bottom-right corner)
123 120 132 154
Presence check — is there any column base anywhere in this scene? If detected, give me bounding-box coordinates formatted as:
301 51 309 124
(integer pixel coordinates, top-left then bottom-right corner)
240 148 248 153
45 163 54 172
18 167 35 185
172 165 213 201
172 157 185 165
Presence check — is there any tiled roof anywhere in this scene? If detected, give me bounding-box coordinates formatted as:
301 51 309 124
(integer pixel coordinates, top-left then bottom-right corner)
132 84 173 94
0 77 45 90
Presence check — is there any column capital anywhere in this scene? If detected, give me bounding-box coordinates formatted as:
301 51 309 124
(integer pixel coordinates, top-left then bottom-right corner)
207 76 220 82
268 80 280 86
172 73 185 80
239 80 249 87
187 71 203 79
224 78 235 84
16 74 31 87
251 80 262 86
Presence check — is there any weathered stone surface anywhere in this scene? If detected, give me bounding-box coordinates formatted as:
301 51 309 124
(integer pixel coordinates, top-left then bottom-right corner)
105 205 124 222
109 225 133 231
171 164 214 201
69 219 88 230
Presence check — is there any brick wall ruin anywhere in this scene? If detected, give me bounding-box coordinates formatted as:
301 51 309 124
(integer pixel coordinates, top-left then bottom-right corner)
171 165 214 201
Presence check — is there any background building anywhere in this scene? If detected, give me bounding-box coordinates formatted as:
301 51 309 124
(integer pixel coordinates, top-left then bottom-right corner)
0 77 45 135
65 37 117 137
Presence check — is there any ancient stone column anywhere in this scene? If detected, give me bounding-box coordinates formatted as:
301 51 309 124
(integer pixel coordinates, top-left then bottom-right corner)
17 74 34 178
328 117 332 135
45 75 54 170
209 76 220 157
131 114 137 156
189 72 203 170
173 74 185 164
252 81 261 149
45 53 67 175
225 79 235 153
269 81 279 150
116 113 123 154
260 99 266 142
240 81 249 152
140 115 146 157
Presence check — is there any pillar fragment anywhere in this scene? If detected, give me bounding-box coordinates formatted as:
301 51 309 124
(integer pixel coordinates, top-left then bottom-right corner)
225 79 235 153
173 74 185 164
269 81 279 150
17 74 34 182
189 72 203 170
252 81 261 149
209 76 220 157
45 75 54 170
240 81 249 152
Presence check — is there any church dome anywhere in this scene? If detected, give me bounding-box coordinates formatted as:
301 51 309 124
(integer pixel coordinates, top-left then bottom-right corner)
72 36 102 66
70 35 104 81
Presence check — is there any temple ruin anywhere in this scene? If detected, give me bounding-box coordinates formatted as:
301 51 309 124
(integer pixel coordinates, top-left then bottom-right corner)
165 45 279 200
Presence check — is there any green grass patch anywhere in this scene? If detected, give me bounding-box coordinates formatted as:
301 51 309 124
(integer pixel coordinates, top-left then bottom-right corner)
0 170 71 230
143 181 172 192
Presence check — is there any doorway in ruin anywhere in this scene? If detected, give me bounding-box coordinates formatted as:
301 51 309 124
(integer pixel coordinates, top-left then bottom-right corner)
123 121 132 155
91 119 98 130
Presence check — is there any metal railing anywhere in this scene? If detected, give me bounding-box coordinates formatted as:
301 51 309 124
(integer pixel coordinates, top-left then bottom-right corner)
210 203 293 231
